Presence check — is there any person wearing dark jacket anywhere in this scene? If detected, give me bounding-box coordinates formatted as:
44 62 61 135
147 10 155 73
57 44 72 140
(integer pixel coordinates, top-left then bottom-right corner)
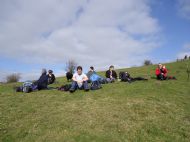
15 69 49 93
119 71 148 83
105 65 117 83
37 69 48 90
47 70 55 84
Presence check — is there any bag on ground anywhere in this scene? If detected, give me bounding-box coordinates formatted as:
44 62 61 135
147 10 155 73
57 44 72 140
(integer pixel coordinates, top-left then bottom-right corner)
91 81 102 90
58 84 71 91
22 81 36 93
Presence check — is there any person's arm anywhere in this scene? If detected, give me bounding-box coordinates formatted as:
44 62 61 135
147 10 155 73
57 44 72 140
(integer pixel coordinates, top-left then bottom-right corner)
82 74 88 82
155 68 160 75
114 71 118 79
105 71 110 78
52 74 55 81
163 68 168 77
86 71 90 79
72 74 78 82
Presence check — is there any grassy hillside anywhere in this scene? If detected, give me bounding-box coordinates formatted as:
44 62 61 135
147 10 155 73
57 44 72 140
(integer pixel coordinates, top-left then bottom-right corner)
0 61 190 142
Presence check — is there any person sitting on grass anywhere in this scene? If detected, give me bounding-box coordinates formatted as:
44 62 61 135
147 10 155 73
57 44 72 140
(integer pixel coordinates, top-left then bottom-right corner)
15 69 49 93
69 66 89 93
155 64 176 80
47 70 55 84
119 71 148 83
105 65 117 83
155 63 168 80
35 68 49 90
86 66 96 83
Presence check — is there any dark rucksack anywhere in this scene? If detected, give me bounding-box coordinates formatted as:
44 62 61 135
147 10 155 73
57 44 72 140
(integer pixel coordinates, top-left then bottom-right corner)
66 72 73 81
91 81 102 90
119 72 131 82
58 84 71 91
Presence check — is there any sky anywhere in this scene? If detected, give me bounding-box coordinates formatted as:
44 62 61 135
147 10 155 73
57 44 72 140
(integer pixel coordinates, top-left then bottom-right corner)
0 0 190 82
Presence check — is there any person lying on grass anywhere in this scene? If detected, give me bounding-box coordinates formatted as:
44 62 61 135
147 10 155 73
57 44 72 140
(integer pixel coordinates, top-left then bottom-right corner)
105 65 117 83
155 63 176 80
119 71 148 83
15 69 49 93
69 66 89 93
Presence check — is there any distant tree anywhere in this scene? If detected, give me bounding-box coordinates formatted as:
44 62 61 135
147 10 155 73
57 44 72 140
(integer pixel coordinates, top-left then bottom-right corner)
189 56 190 60
6 73 21 83
144 60 153 66
65 59 77 74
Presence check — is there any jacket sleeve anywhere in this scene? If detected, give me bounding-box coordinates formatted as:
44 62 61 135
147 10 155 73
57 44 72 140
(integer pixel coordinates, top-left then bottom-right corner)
155 68 160 76
163 69 168 77
105 70 110 78
52 74 56 82
113 71 117 79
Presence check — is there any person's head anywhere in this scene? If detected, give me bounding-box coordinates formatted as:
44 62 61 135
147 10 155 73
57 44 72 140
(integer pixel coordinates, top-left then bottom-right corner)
90 66 94 72
77 66 83 75
158 63 163 69
42 68 47 75
48 70 53 74
109 65 114 71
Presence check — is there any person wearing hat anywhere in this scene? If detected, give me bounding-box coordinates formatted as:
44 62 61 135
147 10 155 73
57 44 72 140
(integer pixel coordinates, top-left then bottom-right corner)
47 70 55 84
105 65 117 83
36 69 49 90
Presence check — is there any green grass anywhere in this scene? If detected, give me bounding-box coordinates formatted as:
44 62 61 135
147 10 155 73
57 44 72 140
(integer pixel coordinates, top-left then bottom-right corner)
0 60 190 142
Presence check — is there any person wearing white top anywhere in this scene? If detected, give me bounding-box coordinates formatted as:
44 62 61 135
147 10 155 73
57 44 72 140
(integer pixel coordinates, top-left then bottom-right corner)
70 66 89 93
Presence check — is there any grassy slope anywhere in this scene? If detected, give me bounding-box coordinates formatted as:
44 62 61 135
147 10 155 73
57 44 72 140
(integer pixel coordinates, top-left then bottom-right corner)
0 61 190 142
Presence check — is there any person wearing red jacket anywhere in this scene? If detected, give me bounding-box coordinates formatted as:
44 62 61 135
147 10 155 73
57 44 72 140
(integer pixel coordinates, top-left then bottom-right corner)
155 64 168 80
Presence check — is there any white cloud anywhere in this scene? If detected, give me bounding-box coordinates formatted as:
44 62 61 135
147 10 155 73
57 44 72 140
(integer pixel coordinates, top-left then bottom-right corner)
177 43 190 59
177 0 190 20
0 0 161 78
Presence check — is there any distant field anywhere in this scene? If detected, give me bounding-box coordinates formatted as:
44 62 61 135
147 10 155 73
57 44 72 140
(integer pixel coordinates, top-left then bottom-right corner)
0 61 190 142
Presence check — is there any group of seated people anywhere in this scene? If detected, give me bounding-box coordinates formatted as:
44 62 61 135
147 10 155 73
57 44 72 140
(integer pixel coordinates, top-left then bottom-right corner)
16 69 55 93
155 63 176 80
16 63 176 93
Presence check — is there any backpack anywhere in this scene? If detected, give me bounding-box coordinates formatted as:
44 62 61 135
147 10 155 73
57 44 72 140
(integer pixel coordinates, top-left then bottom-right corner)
91 81 102 90
119 72 131 82
58 84 71 91
22 81 35 93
